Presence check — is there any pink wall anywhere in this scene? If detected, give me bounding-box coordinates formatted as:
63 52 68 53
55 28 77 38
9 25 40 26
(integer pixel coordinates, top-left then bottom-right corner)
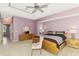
42 15 79 31
37 6 79 38
13 16 37 41
39 15 79 38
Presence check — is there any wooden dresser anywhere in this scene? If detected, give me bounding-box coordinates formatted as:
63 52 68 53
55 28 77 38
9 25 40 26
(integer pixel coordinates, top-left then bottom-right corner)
19 32 33 41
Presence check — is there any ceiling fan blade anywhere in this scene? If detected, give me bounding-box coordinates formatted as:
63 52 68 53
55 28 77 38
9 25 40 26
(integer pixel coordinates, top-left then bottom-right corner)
25 6 34 9
34 3 39 6
40 3 50 8
38 8 44 13
32 9 37 13
26 6 34 8
40 5 48 8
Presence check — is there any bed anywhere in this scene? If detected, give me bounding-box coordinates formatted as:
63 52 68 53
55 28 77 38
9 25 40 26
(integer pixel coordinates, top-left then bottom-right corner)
42 31 67 55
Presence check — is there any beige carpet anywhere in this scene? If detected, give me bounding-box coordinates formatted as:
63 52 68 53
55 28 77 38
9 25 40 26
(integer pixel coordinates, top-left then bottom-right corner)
0 40 32 56
0 40 79 56
31 45 79 56
58 46 79 56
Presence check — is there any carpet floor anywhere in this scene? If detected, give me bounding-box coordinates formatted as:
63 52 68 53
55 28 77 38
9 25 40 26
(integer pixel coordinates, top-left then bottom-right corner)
0 40 79 56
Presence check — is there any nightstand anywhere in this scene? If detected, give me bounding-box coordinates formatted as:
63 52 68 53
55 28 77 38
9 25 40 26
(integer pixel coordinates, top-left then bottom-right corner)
66 38 79 48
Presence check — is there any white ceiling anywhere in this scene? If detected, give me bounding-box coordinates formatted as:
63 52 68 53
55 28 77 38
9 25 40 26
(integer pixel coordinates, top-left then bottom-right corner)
0 3 79 20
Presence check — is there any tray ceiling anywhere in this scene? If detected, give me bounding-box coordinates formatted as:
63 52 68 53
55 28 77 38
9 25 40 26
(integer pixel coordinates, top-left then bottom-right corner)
0 3 79 20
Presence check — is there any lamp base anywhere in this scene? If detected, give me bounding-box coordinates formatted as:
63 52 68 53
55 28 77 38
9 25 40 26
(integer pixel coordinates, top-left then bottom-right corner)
71 33 75 39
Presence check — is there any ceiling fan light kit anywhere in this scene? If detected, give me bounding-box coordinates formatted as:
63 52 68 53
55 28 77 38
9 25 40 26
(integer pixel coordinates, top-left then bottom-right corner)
8 3 50 14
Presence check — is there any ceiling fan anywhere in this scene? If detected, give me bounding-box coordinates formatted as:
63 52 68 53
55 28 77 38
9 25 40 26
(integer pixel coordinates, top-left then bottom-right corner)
26 3 50 13
8 3 50 14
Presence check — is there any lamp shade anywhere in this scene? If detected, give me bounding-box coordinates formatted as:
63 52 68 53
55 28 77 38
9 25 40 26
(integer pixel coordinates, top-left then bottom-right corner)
23 26 29 32
3 17 12 24
69 29 77 33
39 25 44 33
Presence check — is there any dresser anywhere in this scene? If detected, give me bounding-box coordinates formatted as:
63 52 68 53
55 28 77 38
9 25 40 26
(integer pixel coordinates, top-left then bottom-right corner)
19 32 33 41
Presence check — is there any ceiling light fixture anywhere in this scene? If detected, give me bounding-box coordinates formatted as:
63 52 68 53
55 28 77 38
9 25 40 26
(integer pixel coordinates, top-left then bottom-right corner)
8 3 50 14
25 3 50 13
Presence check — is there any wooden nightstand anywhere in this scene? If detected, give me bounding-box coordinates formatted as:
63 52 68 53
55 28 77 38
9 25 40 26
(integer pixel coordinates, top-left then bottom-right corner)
66 38 79 48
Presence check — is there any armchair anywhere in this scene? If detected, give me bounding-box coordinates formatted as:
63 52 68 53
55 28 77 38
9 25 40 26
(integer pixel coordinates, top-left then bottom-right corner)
31 36 44 55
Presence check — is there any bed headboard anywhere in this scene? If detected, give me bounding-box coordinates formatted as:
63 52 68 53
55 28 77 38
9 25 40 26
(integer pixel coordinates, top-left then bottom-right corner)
44 31 66 35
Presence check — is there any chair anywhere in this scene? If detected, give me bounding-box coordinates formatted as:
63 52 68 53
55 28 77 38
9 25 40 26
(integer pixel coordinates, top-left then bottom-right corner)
31 36 44 56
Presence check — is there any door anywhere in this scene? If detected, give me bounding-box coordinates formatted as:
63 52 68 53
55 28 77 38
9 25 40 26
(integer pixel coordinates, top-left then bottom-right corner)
0 20 3 43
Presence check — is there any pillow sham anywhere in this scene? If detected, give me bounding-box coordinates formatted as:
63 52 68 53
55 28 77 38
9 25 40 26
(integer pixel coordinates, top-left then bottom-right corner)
43 31 66 35
47 31 54 34
56 31 65 34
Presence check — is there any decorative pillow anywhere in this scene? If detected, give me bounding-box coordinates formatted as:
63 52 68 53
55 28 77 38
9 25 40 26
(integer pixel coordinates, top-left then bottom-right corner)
47 31 54 34
56 31 65 34
53 31 56 34
43 31 66 35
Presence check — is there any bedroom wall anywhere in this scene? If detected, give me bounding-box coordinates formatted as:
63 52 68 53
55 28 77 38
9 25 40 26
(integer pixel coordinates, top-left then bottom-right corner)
37 7 79 39
13 16 37 41
38 6 79 21
37 15 79 39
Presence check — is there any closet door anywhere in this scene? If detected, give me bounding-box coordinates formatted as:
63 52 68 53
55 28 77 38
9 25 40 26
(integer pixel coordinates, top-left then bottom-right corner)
0 20 3 43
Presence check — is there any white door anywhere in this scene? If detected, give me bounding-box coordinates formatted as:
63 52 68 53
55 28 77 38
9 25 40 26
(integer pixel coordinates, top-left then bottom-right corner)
0 20 3 43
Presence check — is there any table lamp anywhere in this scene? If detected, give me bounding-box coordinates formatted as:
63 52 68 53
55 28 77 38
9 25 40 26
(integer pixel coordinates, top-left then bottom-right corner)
39 25 44 35
69 29 77 39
